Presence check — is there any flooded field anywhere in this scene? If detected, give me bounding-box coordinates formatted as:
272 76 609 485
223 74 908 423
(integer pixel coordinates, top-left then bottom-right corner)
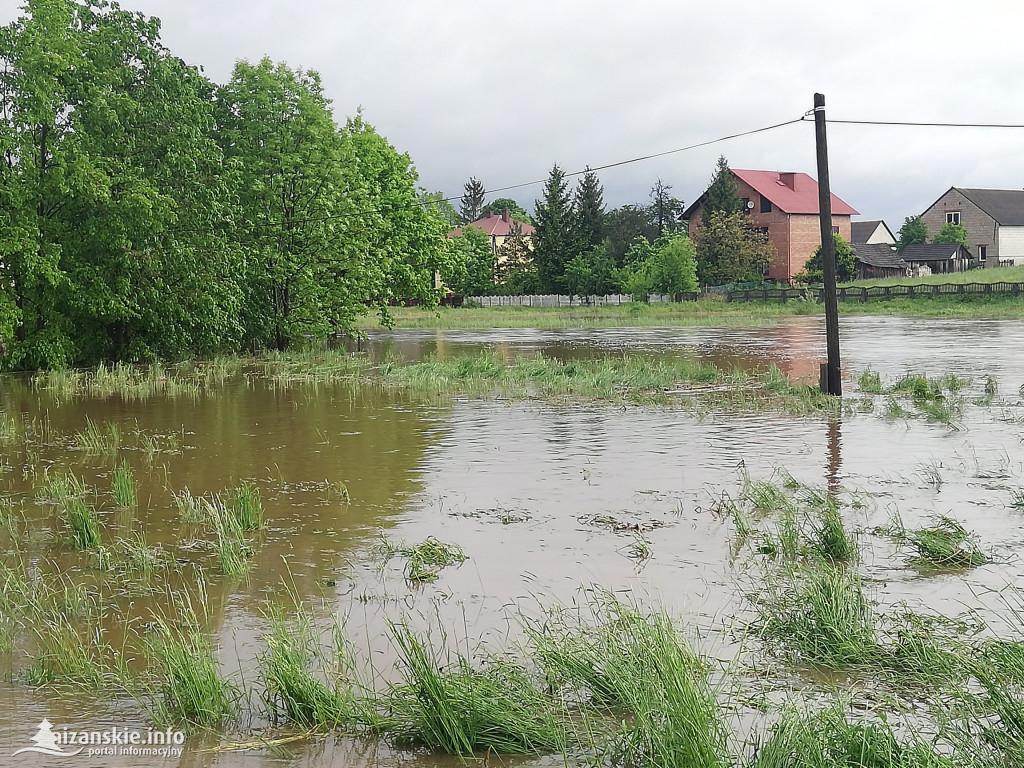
1 315 1024 767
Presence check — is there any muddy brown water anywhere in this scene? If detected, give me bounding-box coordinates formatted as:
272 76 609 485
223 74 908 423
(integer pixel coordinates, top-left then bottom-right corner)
1 315 1023 767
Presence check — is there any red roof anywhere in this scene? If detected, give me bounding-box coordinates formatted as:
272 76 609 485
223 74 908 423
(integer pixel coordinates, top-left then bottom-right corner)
450 210 535 238
732 169 858 216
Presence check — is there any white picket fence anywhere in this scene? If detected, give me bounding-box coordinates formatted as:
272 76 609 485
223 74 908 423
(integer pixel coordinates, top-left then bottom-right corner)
466 293 687 307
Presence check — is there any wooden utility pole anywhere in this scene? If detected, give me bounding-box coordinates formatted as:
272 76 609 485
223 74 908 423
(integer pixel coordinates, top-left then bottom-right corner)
813 93 842 396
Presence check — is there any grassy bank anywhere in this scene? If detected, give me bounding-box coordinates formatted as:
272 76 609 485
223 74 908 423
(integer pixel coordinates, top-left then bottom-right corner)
363 292 1024 330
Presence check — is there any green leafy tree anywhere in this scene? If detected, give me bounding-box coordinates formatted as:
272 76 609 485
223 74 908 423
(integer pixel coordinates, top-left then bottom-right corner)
694 211 773 286
562 244 616 300
572 167 606 254
482 197 533 225
446 225 495 296
419 191 460 227
896 215 928 252
796 234 858 284
649 179 685 236
615 234 697 300
459 176 486 224
532 164 573 293
700 155 742 227
602 205 658 266
0 0 239 368
932 221 969 246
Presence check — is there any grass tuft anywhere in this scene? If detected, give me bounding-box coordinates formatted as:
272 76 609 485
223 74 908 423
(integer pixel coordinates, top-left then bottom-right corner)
376 535 467 583
387 623 566 756
111 461 137 508
905 516 988 568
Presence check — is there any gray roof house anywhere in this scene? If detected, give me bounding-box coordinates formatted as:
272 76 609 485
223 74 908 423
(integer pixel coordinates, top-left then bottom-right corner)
920 187 1024 267
851 243 908 280
851 220 896 245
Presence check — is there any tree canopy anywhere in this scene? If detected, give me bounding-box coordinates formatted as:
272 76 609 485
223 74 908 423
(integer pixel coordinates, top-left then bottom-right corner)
796 234 858 284
897 215 928 252
0 0 456 368
701 156 743 226
932 222 968 246
459 177 486 224
694 211 773 286
482 197 533 224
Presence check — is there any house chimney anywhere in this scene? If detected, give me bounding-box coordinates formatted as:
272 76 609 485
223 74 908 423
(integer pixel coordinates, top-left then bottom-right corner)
779 172 796 190
502 209 510 223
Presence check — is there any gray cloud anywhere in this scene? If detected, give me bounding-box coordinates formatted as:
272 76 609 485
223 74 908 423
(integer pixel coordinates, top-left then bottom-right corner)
6 0 1024 228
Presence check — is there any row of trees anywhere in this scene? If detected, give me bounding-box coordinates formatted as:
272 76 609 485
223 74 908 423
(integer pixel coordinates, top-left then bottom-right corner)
896 216 969 251
0 0 456 369
447 156 774 298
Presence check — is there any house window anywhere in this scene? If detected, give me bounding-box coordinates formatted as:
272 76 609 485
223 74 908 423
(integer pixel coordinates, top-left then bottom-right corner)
946 211 961 225
978 245 988 262
760 196 772 213
741 197 750 213
831 226 840 235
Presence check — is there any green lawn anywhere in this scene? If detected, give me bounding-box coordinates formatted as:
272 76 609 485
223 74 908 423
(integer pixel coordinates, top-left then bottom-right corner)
845 264 1024 288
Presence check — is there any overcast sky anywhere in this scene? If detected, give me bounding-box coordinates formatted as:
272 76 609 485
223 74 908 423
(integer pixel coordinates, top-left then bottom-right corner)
5 0 1024 228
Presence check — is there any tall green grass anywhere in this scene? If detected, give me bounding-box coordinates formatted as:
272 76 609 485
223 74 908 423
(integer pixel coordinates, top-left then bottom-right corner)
231 480 264 530
258 606 360 729
206 496 254 576
144 587 237 727
64 496 101 549
73 416 121 454
111 461 137 508
526 594 731 768
387 624 566 756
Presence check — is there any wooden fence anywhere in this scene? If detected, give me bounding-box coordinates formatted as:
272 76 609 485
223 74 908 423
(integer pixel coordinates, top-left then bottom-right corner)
725 281 1024 303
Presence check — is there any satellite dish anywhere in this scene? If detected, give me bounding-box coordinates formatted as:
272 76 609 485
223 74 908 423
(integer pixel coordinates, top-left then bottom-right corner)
746 200 755 209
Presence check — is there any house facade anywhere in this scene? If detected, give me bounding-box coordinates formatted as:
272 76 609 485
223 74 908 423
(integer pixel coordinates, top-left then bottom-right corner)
851 220 896 245
683 169 858 282
920 187 1024 267
450 210 535 255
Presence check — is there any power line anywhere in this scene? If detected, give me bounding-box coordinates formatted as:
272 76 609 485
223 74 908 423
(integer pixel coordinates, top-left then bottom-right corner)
804 116 1024 129
165 116 804 234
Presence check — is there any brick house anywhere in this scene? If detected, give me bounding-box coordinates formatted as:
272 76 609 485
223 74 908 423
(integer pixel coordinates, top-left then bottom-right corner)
683 170 858 282
920 187 1024 267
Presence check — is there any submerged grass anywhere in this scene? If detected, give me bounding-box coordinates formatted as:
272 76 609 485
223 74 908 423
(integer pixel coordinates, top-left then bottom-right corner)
111 461 137 508
750 700 955 768
526 593 731 768
906 516 988 568
258 606 361 730
143 586 238 728
73 416 120 454
231 481 265 530
64 496 101 550
388 623 566 756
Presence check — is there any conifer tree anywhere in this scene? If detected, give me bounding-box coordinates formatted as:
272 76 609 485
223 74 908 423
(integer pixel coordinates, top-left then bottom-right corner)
649 178 684 236
572 167 606 253
532 164 573 293
701 155 742 226
459 176 486 224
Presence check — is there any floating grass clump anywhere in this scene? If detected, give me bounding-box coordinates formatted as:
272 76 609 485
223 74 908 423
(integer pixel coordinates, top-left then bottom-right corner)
527 594 731 768
94 534 171 577
388 623 566 756
905 516 988 568
111 461 137 508
376 535 467 583
258 607 360 729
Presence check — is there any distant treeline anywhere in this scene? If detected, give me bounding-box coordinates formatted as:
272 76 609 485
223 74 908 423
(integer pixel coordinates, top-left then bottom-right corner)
0 0 458 369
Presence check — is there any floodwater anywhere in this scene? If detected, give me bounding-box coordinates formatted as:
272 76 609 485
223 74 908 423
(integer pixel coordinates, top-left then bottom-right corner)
1 315 1023 767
